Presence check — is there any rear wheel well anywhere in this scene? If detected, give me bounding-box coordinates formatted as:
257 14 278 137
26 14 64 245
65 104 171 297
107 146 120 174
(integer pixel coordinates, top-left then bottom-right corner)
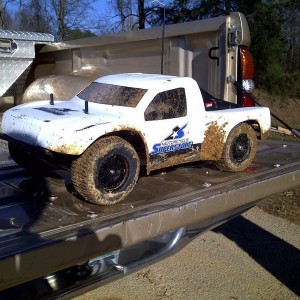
245 121 263 140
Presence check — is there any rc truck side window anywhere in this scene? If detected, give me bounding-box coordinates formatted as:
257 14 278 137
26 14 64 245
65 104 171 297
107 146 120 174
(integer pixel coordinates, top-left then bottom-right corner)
144 88 187 121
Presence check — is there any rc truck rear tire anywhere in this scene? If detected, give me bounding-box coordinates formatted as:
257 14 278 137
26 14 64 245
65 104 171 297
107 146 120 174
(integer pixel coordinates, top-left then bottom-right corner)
216 123 257 172
71 136 140 205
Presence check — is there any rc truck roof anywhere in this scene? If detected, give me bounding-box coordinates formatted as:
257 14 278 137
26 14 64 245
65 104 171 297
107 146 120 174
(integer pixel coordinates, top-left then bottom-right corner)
96 73 187 89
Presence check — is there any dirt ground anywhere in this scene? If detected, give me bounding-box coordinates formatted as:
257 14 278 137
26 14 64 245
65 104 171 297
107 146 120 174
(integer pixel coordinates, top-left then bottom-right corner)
258 186 300 226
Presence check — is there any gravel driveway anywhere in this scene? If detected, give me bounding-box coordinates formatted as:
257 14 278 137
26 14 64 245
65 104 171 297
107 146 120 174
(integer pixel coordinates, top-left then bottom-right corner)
73 206 299 300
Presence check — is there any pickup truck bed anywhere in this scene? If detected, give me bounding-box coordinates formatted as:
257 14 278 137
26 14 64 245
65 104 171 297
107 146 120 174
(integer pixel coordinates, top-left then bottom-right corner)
0 138 299 297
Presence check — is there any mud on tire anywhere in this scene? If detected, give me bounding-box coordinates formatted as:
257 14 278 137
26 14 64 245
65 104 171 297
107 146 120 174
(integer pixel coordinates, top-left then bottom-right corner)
71 136 140 205
216 123 257 172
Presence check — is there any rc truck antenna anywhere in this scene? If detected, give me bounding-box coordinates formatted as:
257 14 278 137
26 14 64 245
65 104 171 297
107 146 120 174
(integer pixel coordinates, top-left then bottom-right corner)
50 93 54 105
84 100 89 114
153 0 166 74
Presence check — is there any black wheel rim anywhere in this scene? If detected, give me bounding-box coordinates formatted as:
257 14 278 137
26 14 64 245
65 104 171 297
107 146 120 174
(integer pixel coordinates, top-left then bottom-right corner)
97 154 129 192
230 133 250 163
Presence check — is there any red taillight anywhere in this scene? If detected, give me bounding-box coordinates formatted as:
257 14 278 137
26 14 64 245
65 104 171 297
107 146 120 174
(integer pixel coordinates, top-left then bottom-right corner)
239 47 255 105
205 101 214 108
240 47 254 79
242 92 255 107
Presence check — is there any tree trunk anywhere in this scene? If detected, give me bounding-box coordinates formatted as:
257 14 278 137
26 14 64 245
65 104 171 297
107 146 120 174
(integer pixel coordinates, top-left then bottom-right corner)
138 0 145 29
0 0 4 29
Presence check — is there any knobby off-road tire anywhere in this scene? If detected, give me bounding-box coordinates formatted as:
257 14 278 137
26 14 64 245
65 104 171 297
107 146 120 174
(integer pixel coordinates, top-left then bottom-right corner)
71 136 140 205
8 142 53 174
216 123 257 172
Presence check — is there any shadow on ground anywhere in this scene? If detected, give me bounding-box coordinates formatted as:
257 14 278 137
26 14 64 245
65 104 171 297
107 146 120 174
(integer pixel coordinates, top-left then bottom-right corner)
213 216 300 296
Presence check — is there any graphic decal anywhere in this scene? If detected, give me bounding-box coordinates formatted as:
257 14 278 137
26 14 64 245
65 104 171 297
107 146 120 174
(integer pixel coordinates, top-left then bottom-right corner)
151 123 193 155
34 107 77 115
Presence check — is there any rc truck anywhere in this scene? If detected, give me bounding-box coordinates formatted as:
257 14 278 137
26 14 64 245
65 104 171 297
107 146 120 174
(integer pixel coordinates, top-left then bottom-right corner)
1 73 271 205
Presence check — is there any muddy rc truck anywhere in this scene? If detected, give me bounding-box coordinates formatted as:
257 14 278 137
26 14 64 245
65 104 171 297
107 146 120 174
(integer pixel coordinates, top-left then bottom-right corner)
1 73 271 205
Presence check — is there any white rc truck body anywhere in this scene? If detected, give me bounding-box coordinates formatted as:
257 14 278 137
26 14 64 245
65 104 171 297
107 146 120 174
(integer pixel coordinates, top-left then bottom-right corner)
2 73 271 205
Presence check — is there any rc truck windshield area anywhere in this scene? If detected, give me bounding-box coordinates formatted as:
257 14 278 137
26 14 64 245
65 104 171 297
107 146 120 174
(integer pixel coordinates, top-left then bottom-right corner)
78 82 147 107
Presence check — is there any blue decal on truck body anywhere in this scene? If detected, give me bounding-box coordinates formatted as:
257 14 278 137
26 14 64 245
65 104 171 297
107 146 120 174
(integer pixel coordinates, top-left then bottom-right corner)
151 124 193 155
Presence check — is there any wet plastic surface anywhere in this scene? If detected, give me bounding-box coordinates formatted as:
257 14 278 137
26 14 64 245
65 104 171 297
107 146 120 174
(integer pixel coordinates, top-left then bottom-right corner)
0 139 299 290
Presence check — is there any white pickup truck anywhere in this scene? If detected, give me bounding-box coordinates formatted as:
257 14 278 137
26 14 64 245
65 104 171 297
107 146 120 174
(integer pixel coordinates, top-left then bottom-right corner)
1 73 271 205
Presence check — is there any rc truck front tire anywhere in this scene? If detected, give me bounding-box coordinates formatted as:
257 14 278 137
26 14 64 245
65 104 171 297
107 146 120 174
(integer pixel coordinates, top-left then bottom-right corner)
216 123 257 172
71 136 140 205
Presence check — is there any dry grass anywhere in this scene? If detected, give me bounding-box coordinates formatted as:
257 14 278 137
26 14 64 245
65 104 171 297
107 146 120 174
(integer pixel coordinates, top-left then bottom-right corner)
254 90 300 224
258 187 300 225
254 89 300 130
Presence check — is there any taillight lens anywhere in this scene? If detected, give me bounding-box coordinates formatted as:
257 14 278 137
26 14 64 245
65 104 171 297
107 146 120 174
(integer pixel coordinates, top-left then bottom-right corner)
242 79 255 93
242 93 256 107
239 47 255 106
240 47 254 79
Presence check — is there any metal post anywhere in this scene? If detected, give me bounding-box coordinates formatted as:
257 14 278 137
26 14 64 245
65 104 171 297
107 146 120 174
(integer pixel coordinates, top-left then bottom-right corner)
50 93 54 105
153 0 166 75
161 6 165 75
84 100 89 114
